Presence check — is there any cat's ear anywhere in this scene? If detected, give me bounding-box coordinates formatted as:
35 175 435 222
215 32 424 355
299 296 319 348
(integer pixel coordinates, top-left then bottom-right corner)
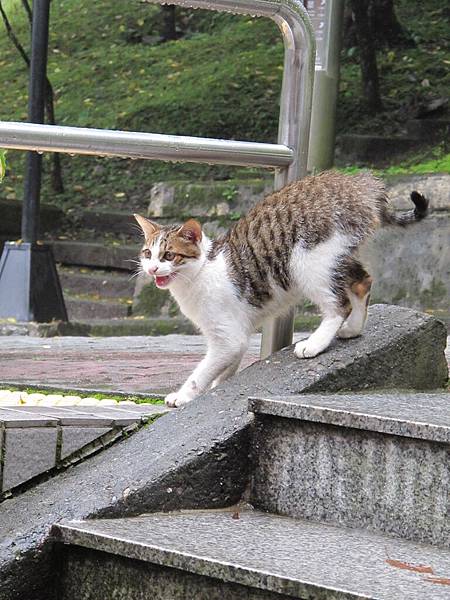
177 219 202 243
134 214 160 239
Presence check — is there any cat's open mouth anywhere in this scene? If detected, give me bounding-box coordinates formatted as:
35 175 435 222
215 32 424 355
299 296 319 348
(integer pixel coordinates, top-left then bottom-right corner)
155 274 176 288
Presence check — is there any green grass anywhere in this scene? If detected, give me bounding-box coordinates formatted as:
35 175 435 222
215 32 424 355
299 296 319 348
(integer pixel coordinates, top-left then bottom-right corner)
0 0 448 213
340 150 450 178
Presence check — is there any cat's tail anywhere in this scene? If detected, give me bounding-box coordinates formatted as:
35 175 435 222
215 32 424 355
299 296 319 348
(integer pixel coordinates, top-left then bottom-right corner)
381 191 429 227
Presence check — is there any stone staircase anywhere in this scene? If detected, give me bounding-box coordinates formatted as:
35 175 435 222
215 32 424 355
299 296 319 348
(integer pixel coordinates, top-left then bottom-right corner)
52 390 450 599
58 265 134 320
336 117 449 165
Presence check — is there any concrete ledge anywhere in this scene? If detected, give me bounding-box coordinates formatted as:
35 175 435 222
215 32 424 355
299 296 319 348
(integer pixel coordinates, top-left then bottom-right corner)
54 510 450 600
239 305 448 396
249 392 450 444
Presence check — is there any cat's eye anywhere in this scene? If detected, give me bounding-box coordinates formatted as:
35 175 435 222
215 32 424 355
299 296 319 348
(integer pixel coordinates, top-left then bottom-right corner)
142 249 151 259
164 251 175 261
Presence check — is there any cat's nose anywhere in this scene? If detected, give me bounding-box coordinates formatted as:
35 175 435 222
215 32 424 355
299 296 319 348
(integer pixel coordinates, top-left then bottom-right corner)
147 266 158 275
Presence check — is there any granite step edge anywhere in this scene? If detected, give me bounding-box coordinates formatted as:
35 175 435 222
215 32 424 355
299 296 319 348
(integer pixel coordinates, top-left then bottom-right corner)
248 393 450 444
53 509 450 600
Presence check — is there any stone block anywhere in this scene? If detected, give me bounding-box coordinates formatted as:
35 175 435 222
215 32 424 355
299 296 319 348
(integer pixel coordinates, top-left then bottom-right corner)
250 411 449 546
61 427 113 460
147 180 272 219
0 199 64 236
2 427 58 492
55 510 450 600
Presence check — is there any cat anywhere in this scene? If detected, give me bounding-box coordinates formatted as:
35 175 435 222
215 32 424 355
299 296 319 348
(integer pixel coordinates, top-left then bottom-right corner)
134 170 428 408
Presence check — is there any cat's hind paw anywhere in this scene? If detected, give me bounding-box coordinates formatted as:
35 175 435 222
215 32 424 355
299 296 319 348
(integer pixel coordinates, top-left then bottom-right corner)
337 323 362 339
164 390 193 408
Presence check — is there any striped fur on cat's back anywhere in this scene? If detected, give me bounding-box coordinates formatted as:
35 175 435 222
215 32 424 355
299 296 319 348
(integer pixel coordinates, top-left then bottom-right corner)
134 170 428 407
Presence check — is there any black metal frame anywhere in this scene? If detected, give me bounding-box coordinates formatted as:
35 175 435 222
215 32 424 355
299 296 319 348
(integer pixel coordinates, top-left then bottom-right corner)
0 0 67 323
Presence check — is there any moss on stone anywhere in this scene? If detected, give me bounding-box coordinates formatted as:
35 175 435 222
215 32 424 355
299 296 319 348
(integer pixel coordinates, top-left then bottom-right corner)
133 282 179 318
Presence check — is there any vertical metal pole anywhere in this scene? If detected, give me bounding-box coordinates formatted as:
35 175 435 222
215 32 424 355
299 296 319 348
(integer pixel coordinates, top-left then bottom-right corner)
260 9 316 359
22 0 50 243
307 0 345 172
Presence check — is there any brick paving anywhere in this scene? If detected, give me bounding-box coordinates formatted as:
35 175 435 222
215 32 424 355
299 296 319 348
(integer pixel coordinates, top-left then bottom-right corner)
0 334 296 396
0 333 447 397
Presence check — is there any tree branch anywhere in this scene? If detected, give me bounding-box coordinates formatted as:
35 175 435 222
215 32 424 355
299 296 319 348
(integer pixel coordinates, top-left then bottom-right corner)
0 0 64 193
0 0 30 67
21 0 33 26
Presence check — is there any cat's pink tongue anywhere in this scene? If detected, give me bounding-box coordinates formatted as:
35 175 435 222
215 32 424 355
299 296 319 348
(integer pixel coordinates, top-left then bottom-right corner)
155 275 171 288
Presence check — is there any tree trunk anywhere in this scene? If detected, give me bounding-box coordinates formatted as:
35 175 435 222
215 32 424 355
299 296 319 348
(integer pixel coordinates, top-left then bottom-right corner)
368 0 414 48
161 5 177 41
349 0 383 112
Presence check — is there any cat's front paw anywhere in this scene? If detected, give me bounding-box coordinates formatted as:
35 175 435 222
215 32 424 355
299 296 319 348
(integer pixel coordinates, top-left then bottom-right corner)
294 339 322 359
164 390 193 408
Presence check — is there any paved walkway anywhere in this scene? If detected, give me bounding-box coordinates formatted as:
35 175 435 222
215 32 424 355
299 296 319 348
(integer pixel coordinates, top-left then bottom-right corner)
0 334 307 396
0 333 447 397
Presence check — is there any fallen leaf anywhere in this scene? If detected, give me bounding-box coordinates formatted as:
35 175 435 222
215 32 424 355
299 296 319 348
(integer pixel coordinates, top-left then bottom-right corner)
386 559 433 574
424 576 450 586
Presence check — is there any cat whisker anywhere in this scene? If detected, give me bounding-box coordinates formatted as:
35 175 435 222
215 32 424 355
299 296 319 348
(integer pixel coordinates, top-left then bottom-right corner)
175 271 194 285
128 271 143 281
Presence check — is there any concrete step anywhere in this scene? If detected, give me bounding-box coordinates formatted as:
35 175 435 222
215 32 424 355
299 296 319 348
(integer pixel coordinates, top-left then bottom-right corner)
65 297 132 320
51 240 139 271
58 266 135 299
78 316 197 336
336 134 418 165
406 119 450 141
249 393 450 547
0 199 64 236
75 209 137 235
54 509 450 600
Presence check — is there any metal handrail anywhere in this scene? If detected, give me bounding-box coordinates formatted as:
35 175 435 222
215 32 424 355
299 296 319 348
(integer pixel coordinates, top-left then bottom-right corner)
0 0 316 355
0 122 293 168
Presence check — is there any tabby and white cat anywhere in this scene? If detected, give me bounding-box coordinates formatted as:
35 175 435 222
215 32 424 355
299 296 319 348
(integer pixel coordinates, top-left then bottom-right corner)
135 170 428 407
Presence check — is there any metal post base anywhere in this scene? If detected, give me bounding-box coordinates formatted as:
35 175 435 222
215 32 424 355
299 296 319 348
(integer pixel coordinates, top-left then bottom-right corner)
0 242 67 322
260 307 295 359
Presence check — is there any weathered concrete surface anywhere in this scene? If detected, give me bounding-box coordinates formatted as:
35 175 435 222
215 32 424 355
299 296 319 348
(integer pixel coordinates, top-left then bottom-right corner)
362 214 450 311
0 394 251 600
0 304 447 599
234 305 448 395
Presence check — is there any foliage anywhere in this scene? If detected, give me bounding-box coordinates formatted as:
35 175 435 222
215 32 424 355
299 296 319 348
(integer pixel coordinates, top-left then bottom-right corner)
338 0 449 135
0 150 6 182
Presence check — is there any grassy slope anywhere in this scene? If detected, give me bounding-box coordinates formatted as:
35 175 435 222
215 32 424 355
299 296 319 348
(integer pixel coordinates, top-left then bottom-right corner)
0 0 448 212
